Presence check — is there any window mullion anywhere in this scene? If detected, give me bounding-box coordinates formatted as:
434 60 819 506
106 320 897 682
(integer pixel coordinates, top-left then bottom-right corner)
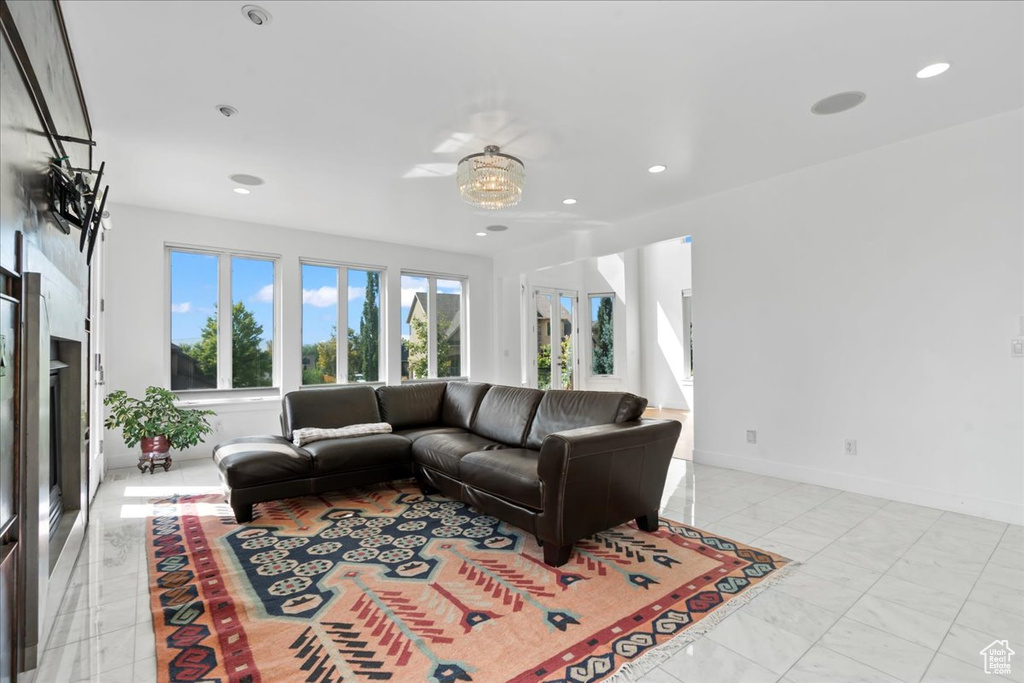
338 267 349 384
427 277 437 378
218 255 233 388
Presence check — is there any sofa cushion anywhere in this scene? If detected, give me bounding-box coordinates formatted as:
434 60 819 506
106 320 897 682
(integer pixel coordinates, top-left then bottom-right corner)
281 385 380 440
460 449 543 511
302 434 412 476
525 390 649 449
441 381 491 430
472 386 543 447
213 436 313 488
376 383 447 429
411 433 506 478
394 425 466 442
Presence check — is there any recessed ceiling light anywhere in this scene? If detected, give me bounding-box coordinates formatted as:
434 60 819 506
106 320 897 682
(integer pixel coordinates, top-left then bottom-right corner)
648 165 667 174
811 91 866 115
916 62 950 79
475 232 487 237
233 188 251 195
486 225 508 232
216 104 238 117
241 5 272 26
229 174 264 186
562 198 577 205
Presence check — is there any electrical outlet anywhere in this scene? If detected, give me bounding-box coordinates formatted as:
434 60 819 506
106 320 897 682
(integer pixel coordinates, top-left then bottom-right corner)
845 438 857 456
1012 337 1024 358
746 430 757 444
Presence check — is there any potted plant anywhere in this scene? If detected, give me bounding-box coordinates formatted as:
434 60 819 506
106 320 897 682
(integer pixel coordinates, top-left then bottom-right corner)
104 386 216 473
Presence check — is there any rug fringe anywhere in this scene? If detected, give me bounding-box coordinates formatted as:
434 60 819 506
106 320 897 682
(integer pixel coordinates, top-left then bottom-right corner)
603 560 802 683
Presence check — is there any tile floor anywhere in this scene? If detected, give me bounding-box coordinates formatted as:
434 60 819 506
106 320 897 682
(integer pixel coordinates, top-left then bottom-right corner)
33 457 1023 683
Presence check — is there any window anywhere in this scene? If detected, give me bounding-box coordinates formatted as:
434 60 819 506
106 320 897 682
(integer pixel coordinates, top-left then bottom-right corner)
402 273 467 381
589 293 614 376
301 262 382 385
169 248 276 391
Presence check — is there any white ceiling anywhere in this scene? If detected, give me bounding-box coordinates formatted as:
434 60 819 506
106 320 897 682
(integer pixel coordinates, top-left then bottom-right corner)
62 1 1023 257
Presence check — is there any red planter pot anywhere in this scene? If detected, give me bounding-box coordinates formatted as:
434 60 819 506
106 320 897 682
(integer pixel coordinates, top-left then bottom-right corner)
141 435 170 454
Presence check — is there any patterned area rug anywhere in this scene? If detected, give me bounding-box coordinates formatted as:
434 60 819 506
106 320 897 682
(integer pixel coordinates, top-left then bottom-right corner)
145 482 791 683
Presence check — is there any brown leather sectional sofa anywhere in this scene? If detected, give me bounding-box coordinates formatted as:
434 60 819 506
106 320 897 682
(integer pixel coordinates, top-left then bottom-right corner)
213 382 681 566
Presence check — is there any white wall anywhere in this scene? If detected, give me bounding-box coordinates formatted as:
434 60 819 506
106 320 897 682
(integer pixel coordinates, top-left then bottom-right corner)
102 204 494 468
639 238 693 410
497 109 1024 524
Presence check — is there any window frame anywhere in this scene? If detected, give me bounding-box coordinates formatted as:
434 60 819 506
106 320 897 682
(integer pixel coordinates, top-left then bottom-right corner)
299 258 387 387
401 270 469 382
588 292 617 378
165 244 281 394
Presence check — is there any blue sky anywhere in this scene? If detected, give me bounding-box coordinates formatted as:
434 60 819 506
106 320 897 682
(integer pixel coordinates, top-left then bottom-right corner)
170 252 463 348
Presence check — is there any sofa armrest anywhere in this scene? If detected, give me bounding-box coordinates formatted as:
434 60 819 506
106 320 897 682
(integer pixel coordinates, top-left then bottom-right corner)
536 418 681 546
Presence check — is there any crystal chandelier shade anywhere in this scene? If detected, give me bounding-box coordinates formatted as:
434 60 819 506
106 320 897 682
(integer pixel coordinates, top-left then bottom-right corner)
456 145 525 210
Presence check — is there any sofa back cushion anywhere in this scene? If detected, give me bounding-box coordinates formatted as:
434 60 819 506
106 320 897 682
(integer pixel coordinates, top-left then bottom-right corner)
281 385 380 440
472 386 543 447
376 382 447 429
524 390 648 449
442 382 491 430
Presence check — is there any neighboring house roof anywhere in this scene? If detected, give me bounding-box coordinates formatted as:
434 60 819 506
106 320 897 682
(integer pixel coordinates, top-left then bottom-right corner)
407 292 461 339
535 297 571 321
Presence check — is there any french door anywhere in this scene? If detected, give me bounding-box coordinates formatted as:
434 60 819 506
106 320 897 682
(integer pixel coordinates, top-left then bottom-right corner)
532 288 577 391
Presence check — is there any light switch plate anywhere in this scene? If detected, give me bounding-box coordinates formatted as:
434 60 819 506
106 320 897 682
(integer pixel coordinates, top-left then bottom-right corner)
1012 337 1024 358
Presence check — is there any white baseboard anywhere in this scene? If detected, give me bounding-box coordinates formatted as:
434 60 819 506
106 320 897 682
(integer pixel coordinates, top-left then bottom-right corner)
649 399 691 412
693 448 1024 526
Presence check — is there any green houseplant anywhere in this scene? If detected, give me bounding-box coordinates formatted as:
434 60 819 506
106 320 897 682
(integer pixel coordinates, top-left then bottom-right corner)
104 386 216 473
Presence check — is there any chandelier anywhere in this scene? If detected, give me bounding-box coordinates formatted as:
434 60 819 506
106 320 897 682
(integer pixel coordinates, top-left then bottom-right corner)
456 145 525 210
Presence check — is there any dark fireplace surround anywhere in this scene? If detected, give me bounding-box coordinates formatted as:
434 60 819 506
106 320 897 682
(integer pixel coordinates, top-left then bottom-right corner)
22 262 89 666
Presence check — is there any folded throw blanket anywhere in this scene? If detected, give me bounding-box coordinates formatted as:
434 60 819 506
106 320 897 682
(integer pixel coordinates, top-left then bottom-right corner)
292 423 393 447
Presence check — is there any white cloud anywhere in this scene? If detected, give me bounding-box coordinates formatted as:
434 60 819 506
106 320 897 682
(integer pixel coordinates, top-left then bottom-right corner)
401 287 422 308
348 286 364 301
303 286 338 307
171 302 191 314
252 284 274 303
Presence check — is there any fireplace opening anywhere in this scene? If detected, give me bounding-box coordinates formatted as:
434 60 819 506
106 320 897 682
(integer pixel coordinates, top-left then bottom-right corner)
48 342 68 539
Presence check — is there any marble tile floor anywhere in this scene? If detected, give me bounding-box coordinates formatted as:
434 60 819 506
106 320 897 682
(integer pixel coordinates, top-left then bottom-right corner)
32 457 1022 683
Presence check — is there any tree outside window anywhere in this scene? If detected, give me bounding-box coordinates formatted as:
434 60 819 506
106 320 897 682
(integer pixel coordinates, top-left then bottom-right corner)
590 294 614 375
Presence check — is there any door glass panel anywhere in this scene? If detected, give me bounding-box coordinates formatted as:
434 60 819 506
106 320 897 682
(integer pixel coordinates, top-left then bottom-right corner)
558 294 574 390
535 292 553 390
